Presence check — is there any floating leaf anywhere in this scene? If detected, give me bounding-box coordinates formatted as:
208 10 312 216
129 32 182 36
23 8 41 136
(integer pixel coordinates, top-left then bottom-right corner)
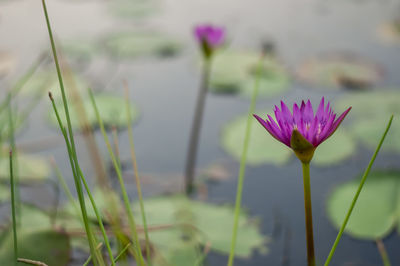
108 0 160 19
335 91 400 152
20 69 88 99
135 196 269 260
62 38 100 61
210 50 290 98
0 229 70 266
104 32 182 59
0 51 16 79
296 54 382 90
48 94 139 130
327 171 400 240
0 154 51 181
221 113 292 165
313 129 356 166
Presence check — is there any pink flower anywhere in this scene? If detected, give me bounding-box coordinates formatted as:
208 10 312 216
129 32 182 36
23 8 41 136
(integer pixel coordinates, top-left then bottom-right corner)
254 97 351 149
194 24 225 58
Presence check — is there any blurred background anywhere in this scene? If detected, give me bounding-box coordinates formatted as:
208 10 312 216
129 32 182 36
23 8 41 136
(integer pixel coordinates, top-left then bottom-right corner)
1 0 400 265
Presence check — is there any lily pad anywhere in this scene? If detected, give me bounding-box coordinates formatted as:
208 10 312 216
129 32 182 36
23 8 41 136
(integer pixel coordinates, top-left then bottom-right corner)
313 129 356 166
327 171 400 240
0 229 70 266
0 154 51 181
104 32 182 59
21 69 88 99
221 113 292 165
335 91 400 152
210 50 290 98
108 0 161 19
134 196 269 259
0 51 16 79
296 54 382 90
48 94 139 130
62 38 100 61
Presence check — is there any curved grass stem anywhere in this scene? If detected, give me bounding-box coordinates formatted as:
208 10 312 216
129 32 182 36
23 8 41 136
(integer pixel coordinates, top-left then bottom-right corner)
227 54 264 266
324 115 394 266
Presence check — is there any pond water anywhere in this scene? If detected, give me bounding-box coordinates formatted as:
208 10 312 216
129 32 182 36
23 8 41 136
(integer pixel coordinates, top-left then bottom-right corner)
1 0 400 265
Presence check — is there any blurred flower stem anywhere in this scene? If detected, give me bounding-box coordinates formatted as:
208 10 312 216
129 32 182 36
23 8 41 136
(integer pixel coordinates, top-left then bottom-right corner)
184 57 212 195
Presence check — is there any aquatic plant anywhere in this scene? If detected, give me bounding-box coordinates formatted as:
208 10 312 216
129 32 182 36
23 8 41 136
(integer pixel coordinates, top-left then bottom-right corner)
254 98 351 266
184 24 225 194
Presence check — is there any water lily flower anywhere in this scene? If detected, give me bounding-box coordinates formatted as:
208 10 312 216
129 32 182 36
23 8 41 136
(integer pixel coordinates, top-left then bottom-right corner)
194 24 225 58
254 97 351 163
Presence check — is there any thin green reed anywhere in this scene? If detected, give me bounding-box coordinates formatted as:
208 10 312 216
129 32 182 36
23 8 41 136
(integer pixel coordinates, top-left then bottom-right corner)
41 0 102 263
125 83 151 265
49 93 115 265
7 94 20 226
324 115 394 266
9 150 18 266
376 239 391 266
227 54 264 266
88 88 145 265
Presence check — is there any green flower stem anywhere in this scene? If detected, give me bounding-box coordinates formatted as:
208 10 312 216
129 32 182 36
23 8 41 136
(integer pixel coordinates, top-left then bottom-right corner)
49 94 115 265
184 58 211 195
227 55 263 266
41 0 103 263
324 115 394 266
88 88 145 266
125 83 151 265
9 150 18 266
302 162 316 266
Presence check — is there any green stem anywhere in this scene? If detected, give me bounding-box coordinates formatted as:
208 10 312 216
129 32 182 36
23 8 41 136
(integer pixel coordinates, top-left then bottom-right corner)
227 55 263 266
184 58 211 195
88 88 145 266
302 162 316 266
41 0 103 263
376 239 391 266
125 83 152 265
9 150 18 266
324 115 394 266
49 94 115 265
114 243 132 263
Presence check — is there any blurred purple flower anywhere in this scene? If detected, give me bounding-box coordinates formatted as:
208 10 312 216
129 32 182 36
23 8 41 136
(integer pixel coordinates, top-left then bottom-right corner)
194 24 225 58
254 97 351 148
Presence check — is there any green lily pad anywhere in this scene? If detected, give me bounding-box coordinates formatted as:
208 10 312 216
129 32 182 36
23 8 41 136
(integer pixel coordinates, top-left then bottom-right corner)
313 129 356 166
135 196 269 259
62 38 100 61
104 32 182 59
210 50 290 98
48 94 139 130
296 54 382 90
108 0 160 19
0 154 51 181
221 113 292 165
335 91 400 152
0 51 16 79
20 69 88 99
0 229 70 266
327 171 400 240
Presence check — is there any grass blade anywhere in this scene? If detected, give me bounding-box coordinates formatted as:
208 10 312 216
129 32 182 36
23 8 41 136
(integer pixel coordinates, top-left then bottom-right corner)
9 149 18 266
227 54 264 266
324 115 394 266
